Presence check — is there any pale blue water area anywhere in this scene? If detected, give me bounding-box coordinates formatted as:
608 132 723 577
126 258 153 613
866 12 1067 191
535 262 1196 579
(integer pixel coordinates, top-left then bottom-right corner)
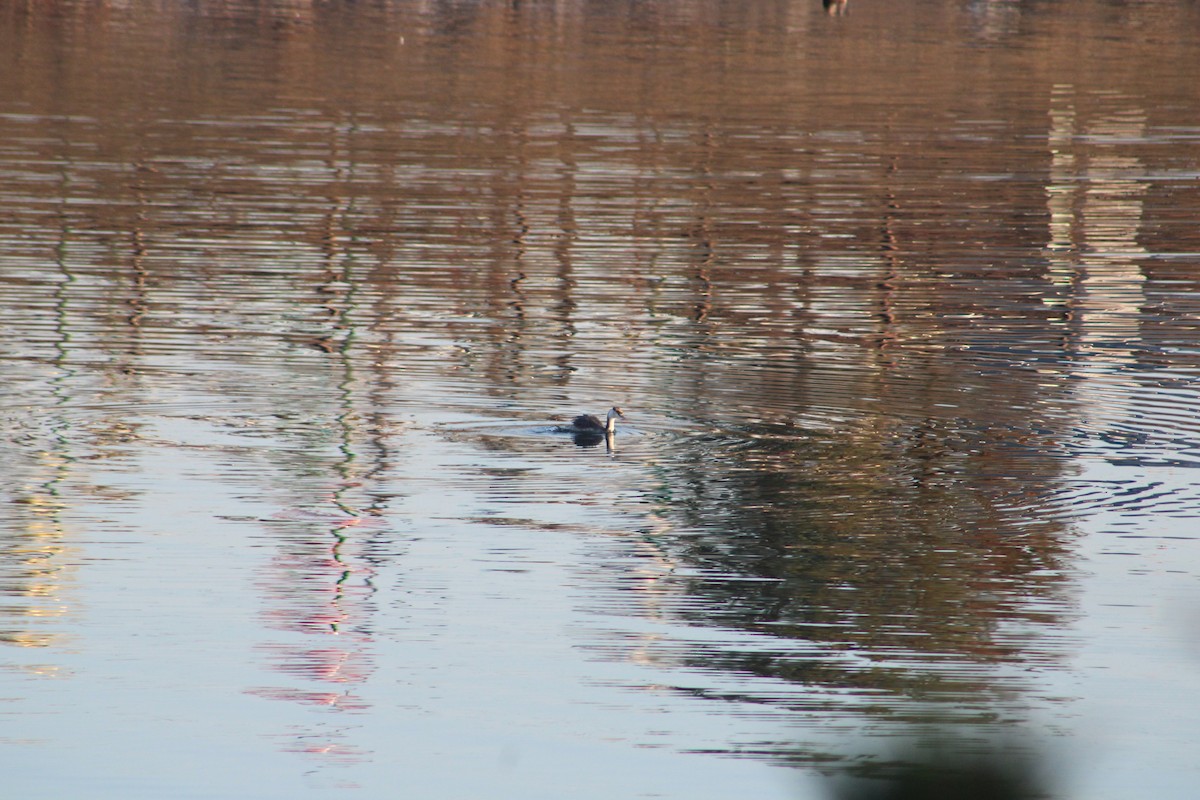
2 387 809 799
4 0 1200 797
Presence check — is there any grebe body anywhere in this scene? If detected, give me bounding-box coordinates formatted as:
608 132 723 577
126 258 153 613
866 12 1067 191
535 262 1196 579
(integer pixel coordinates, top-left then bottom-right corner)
569 407 624 434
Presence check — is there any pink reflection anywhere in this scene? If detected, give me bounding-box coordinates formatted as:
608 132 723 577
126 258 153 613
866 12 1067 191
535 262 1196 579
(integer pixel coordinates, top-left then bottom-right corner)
254 490 389 771
246 685 370 712
257 641 375 685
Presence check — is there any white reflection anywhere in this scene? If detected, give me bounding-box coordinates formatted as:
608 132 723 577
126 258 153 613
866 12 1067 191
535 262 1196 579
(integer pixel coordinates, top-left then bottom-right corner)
1046 85 1148 432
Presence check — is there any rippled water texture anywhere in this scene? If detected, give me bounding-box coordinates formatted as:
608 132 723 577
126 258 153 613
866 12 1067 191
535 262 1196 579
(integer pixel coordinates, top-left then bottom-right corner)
3 1 1200 798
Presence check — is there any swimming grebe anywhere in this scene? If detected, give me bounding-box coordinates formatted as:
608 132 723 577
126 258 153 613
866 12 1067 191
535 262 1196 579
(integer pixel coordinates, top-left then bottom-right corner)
570 407 625 434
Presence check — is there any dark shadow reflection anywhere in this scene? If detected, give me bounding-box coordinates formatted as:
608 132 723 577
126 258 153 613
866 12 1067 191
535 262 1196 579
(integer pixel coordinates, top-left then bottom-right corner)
639 413 1075 709
572 429 616 452
823 728 1053 800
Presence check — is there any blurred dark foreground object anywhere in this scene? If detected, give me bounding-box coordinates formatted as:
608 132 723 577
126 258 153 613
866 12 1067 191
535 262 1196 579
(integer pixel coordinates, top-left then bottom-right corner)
827 738 1052 800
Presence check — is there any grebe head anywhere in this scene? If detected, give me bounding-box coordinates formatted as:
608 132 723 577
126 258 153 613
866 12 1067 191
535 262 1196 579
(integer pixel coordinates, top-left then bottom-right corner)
605 407 625 432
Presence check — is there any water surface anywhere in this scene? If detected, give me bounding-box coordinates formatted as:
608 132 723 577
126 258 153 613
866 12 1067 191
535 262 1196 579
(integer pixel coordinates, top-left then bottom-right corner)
3 1 1200 797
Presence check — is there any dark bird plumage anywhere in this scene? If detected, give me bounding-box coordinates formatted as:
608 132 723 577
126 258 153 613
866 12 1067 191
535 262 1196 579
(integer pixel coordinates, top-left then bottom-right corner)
569 406 624 433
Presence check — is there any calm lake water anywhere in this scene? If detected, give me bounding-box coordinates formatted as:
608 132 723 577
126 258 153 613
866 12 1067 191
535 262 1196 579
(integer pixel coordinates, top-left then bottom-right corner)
3 0 1200 797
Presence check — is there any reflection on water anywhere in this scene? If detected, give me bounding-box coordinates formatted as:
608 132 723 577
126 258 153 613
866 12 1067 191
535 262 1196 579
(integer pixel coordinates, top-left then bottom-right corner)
3 0 1200 797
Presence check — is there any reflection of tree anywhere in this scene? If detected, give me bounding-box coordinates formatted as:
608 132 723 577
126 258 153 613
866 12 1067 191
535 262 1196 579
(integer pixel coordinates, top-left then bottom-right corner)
245 159 398 770
246 418 391 767
649 412 1074 703
1 484 74 651
5 0 1200 782
0 191 84 654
